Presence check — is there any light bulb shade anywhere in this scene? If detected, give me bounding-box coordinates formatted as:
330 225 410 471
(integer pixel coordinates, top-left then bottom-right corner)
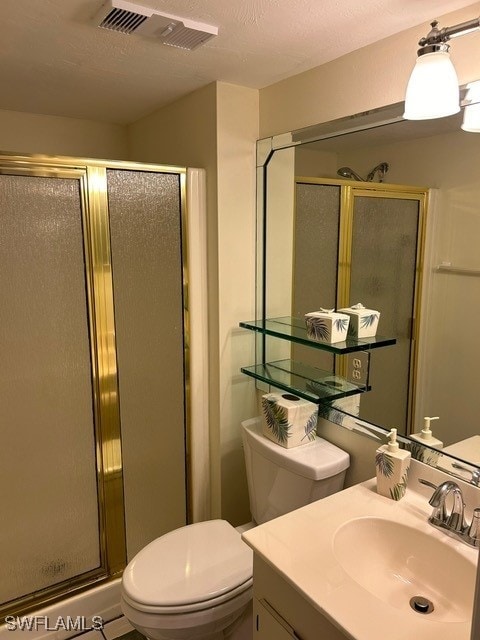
403 51 460 120
461 80 480 132
462 104 480 132
465 80 480 99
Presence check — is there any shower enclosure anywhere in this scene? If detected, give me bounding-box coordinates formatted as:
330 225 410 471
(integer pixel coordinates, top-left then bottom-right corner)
0 154 191 617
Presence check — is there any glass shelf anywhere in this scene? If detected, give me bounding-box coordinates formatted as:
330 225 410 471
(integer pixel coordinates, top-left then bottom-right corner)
241 359 371 404
239 316 396 354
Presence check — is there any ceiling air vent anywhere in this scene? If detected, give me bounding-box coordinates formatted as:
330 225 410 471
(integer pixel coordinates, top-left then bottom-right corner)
158 20 217 50
92 0 218 49
93 0 152 35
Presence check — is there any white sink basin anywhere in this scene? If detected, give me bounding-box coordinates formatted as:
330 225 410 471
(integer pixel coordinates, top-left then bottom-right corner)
333 516 475 623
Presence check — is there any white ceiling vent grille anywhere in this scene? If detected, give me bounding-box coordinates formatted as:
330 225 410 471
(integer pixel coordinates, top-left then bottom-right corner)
159 21 217 50
99 7 148 34
93 0 152 34
92 0 218 49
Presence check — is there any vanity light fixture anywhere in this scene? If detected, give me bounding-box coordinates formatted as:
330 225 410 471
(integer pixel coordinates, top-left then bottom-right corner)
404 17 480 120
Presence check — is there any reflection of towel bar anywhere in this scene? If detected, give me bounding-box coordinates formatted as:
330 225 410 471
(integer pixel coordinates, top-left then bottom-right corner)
435 264 480 276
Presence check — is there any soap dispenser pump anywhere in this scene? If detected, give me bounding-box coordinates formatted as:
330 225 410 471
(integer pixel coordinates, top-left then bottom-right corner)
411 416 443 447
410 416 443 465
375 428 411 501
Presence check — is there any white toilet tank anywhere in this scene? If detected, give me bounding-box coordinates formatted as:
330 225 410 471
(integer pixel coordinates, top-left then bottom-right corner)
242 417 350 524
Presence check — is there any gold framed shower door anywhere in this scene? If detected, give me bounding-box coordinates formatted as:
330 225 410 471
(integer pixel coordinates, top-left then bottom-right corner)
0 153 189 619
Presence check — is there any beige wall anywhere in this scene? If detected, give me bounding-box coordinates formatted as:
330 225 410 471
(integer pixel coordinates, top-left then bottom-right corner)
127 82 218 170
129 82 259 525
295 147 337 178
266 147 295 321
0 109 128 159
216 83 259 524
128 82 222 516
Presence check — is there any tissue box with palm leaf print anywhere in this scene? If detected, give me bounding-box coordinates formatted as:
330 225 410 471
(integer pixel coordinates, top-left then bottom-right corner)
261 392 318 448
337 302 380 338
304 308 350 344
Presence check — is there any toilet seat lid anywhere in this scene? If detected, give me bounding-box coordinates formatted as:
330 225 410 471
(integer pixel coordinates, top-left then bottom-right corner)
122 520 253 607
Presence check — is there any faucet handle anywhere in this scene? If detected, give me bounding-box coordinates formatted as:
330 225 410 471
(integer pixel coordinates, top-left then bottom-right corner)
467 508 480 547
446 500 467 532
419 478 437 490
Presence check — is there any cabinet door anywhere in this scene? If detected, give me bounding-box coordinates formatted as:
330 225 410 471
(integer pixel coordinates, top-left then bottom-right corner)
254 597 300 639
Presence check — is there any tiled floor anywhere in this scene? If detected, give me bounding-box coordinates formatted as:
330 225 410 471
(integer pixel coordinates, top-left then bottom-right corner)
102 617 146 640
110 631 145 640
73 616 145 640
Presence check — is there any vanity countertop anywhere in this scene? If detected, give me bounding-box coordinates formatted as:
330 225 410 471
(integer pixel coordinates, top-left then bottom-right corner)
242 464 479 640
444 435 480 465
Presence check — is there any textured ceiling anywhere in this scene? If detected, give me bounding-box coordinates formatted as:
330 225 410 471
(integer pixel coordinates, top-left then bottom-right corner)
0 0 477 124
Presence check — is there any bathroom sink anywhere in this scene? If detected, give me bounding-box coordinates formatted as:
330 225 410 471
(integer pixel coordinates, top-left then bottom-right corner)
333 516 475 623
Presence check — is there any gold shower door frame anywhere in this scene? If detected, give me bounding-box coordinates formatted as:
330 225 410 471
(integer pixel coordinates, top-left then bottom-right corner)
0 154 189 618
295 178 428 433
340 184 428 434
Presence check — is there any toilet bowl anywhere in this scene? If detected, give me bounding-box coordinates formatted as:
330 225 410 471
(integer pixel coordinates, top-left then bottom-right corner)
121 519 252 640
121 416 350 639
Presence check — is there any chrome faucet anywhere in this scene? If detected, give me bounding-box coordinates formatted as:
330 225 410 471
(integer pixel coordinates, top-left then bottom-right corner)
419 478 480 548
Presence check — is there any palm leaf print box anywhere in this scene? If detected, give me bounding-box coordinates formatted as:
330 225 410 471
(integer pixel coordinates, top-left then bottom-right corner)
337 303 380 338
304 309 350 344
262 393 318 448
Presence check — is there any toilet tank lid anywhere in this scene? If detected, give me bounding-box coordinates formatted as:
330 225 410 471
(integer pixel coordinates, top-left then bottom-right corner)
242 417 350 481
122 520 252 608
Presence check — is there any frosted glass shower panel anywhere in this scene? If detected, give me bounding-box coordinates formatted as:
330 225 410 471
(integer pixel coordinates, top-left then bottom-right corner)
0 174 100 603
107 170 187 560
349 196 420 432
291 182 341 370
293 183 340 315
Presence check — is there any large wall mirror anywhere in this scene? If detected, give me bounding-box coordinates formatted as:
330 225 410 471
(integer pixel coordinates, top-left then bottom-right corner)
256 90 480 483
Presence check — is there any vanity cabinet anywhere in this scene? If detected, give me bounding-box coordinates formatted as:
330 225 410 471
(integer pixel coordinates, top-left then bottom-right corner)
252 555 347 640
253 598 299 639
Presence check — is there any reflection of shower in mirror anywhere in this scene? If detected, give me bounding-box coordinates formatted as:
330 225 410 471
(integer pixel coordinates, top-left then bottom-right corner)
367 162 389 182
337 166 365 181
337 162 389 182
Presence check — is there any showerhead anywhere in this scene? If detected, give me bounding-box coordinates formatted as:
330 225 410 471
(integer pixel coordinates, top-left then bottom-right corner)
367 162 389 182
337 166 365 181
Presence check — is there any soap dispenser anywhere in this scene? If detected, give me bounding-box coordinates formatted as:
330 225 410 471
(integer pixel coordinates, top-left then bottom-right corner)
410 416 443 465
411 416 443 448
375 428 411 501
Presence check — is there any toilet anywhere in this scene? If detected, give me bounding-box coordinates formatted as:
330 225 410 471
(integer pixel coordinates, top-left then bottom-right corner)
121 416 350 639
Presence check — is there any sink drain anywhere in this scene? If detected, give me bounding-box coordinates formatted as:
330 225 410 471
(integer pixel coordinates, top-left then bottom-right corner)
410 596 434 614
